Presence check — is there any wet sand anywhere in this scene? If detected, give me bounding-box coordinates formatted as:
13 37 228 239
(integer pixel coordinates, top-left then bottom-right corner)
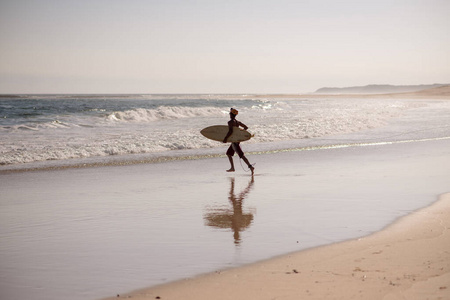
2 136 449 300
105 192 450 300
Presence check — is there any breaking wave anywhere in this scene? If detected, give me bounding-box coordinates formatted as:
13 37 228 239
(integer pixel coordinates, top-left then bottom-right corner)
106 106 225 122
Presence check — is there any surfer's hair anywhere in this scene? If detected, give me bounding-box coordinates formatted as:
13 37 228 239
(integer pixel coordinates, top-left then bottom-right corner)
230 108 238 116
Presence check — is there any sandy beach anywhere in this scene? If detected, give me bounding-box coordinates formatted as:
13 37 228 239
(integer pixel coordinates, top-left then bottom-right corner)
92 135 450 300
248 85 450 100
2 135 449 300
107 193 450 300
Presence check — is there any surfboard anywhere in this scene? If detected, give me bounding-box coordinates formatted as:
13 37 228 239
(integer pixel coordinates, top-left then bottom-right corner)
200 125 253 143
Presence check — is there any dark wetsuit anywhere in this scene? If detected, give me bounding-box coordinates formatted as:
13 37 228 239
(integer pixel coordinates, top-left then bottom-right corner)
226 119 246 158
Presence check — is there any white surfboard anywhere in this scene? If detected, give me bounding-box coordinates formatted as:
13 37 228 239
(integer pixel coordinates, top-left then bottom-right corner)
200 125 253 143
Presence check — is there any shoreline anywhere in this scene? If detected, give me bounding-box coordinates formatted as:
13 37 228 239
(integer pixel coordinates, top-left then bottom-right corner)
105 193 450 300
3 135 450 174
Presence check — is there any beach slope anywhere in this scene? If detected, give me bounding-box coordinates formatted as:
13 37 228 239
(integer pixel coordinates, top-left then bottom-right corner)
107 193 450 300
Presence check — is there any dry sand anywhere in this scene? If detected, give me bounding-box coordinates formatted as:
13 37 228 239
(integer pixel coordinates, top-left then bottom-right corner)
106 193 450 300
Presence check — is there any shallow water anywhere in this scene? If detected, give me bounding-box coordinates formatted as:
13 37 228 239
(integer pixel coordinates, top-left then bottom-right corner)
1 98 450 300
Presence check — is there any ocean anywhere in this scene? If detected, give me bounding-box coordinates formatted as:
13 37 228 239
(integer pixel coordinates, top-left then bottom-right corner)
0 94 427 169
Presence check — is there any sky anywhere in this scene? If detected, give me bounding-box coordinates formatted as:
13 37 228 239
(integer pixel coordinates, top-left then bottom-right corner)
0 0 449 94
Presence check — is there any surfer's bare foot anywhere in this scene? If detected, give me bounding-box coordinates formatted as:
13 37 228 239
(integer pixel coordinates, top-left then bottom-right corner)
249 165 255 175
226 168 235 172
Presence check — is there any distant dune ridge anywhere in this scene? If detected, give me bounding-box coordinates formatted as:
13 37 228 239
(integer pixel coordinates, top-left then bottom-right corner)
315 84 449 94
409 84 450 96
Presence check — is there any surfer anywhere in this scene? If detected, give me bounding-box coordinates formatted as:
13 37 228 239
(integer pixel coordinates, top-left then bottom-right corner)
223 108 255 175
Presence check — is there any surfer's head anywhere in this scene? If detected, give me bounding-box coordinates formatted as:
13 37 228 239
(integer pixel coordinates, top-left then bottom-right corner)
230 108 238 117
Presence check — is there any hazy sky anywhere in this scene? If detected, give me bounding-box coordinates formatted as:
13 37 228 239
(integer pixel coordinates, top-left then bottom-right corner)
0 0 449 94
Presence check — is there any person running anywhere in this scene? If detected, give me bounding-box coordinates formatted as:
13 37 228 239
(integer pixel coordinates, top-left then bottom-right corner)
223 108 254 175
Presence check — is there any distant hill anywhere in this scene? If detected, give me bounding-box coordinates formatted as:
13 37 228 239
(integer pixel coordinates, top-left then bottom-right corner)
314 84 448 94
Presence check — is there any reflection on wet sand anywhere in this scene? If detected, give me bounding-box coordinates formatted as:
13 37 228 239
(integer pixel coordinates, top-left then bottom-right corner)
204 176 255 245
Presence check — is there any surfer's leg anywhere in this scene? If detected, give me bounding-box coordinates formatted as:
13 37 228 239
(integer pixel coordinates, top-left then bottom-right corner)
226 145 236 172
241 156 255 175
235 143 254 174
227 155 235 172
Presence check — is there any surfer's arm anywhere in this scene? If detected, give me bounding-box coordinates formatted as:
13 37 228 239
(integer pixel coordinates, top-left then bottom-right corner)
238 121 248 130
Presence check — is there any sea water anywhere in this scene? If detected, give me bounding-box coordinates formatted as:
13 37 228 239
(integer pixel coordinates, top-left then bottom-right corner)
0 94 428 168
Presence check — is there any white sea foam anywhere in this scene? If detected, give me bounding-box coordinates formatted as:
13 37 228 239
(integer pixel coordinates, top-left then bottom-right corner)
106 106 224 123
3 120 80 131
0 96 441 167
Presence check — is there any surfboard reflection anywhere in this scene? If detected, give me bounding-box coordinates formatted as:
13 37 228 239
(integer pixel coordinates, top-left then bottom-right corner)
204 176 255 245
